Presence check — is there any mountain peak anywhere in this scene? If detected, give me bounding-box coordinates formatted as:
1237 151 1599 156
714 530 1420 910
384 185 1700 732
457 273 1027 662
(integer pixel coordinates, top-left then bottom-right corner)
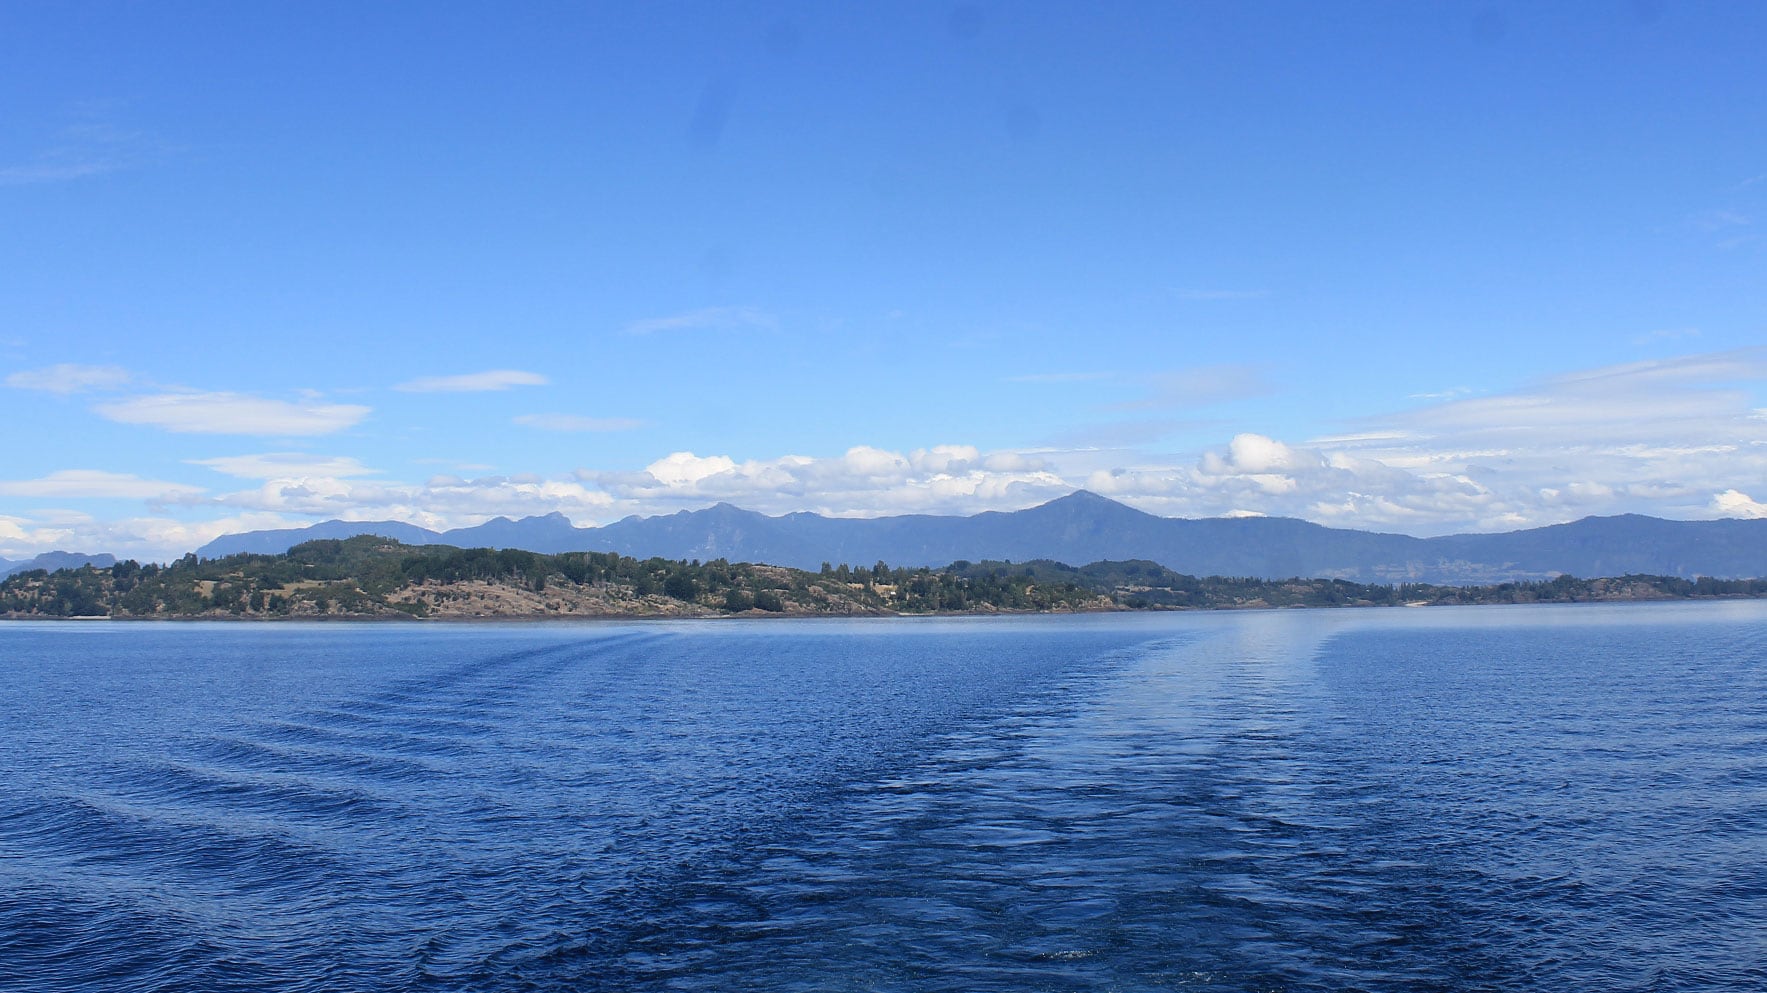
702 502 761 516
1036 490 1144 514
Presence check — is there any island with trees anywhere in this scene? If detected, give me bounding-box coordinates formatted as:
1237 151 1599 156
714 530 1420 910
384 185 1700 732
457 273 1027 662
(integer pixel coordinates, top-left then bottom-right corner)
2 535 1764 620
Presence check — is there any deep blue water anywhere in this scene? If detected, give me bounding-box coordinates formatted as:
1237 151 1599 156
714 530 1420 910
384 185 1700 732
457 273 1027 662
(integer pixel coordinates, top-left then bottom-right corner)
2 604 1764 991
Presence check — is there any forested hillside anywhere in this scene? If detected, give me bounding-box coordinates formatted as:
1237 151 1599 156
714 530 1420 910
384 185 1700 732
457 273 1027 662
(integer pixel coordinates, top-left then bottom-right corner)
0 537 1109 619
5 536 1765 620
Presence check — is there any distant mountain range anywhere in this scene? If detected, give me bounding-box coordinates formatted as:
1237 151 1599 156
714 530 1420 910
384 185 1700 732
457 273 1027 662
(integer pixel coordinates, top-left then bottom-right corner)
190 491 1767 585
0 551 118 579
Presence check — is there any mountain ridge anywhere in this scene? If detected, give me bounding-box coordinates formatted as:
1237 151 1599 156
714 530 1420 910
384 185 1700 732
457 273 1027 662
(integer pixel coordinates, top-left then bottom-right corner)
0 551 119 579
188 491 1767 585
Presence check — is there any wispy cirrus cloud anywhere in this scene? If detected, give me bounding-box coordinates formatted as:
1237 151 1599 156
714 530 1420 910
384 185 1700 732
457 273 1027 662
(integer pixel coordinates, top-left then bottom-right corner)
0 122 165 187
95 392 371 436
623 306 776 336
1407 386 1473 401
1631 327 1701 346
1039 418 1198 450
189 453 380 480
5 363 133 394
0 469 203 500
1114 364 1275 411
1689 209 1750 233
394 369 548 393
1380 349 1765 447
513 414 644 432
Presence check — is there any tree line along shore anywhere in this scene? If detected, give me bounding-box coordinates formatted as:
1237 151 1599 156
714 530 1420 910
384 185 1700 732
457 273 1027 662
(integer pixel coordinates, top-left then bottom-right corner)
2 535 1765 621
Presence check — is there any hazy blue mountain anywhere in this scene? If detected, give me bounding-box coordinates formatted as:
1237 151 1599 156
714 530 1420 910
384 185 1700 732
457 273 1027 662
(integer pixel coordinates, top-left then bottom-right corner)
198 520 442 558
442 512 590 553
0 551 118 578
1423 513 1767 582
189 491 1767 583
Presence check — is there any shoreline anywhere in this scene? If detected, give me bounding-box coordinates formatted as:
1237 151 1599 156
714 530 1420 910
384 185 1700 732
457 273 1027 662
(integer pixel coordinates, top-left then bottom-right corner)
7 592 1766 624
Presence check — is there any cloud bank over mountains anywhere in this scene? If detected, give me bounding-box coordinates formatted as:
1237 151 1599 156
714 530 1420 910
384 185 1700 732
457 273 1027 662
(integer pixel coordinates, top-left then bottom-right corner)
0 351 1762 561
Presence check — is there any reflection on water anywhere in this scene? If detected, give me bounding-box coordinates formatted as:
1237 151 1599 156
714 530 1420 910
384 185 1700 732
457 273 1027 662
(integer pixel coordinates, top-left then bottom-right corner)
2 604 1764 991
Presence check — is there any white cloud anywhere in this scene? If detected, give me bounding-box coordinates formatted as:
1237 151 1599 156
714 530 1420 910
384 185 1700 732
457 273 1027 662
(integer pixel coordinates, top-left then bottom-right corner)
395 369 549 393
913 445 981 474
189 453 380 480
1083 441 1511 532
11 350 1767 557
841 445 911 478
0 470 203 501
1712 490 1767 519
513 414 644 432
191 473 618 530
95 392 370 435
0 510 301 562
623 306 776 336
6 363 133 394
1204 433 1298 474
643 452 740 487
1077 349 1767 533
576 445 1066 519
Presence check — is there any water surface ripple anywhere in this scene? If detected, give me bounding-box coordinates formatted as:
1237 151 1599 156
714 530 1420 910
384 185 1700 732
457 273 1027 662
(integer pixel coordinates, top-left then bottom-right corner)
2 604 1763 991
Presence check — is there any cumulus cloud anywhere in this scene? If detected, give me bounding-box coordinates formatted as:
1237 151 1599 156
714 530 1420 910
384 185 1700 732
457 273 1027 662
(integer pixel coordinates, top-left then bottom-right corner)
188 473 618 528
1077 349 1767 533
574 445 1066 518
1712 490 1767 519
623 306 776 335
0 469 204 501
1202 433 1298 474
641 452 741 487
1080 435 1511 533
513 414 644 432
0 510 300 562
395 370 549 393
94 392 370 435
13 349 1767 556
6 363 133 394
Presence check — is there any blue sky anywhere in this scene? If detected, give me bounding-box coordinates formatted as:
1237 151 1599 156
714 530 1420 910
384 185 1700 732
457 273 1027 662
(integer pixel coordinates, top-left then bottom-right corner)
3 1 1764 560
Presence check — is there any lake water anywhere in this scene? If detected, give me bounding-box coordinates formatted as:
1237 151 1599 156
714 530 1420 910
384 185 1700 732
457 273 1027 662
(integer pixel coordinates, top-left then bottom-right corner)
2 604 1764 991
